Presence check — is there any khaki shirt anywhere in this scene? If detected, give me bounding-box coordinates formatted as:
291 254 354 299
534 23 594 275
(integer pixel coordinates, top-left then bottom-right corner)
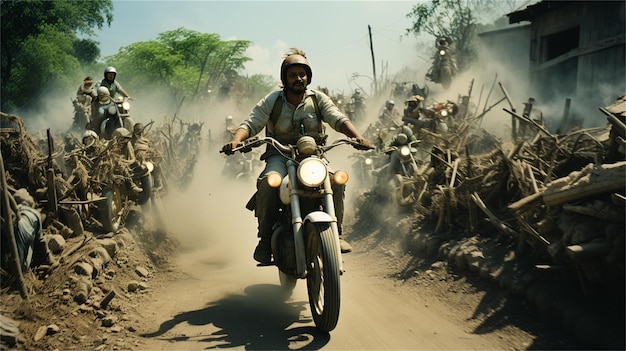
239 89 349 146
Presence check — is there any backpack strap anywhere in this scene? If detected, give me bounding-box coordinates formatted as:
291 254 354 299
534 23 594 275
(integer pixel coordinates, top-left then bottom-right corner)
269 93 284 126
310 90 322 120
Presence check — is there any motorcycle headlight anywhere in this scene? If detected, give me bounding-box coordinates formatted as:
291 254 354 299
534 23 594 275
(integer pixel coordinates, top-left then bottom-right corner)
441 109 448 117
122 101 130 110
297 158 327 187
144 161 154 173
400 145 411 157
364 158 373 166
439 50 446 56
107 105 117 115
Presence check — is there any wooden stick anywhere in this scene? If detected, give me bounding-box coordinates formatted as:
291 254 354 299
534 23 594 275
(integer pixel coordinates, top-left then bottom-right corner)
527 163 539 193
503 108 555 141
512 212 550 246
0 151 28 299
470 192 520 238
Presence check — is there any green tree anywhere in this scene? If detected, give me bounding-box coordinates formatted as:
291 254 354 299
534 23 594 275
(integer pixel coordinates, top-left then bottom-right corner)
106 28 254 102
405 0 518 71
1 0 113 111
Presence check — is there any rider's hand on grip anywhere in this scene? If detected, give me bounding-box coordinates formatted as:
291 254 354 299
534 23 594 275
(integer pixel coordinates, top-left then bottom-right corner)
221 142 236 155
353 137 373 151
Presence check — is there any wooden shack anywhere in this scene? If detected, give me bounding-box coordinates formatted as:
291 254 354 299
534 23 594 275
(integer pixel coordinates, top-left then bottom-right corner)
507 1 625 104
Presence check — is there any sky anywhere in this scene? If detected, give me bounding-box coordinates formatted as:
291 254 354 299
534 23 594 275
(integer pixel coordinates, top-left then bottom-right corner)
94 0 432 95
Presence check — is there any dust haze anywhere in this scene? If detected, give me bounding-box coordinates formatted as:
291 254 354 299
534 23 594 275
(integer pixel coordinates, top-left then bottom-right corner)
9 23 623 278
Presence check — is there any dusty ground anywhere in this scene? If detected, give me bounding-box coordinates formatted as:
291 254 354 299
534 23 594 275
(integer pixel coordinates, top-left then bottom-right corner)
0 192 589 351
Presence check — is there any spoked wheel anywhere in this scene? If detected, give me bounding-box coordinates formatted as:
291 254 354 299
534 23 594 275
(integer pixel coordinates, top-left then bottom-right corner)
99 187 124 233
304 221 341 333
136 174 153 205
390 174 414 206
440 66 453 89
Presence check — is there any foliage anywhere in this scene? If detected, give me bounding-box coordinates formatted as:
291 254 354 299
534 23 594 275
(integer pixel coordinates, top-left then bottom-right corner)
105 27 260 103
1 0 113 111
405 0 518 71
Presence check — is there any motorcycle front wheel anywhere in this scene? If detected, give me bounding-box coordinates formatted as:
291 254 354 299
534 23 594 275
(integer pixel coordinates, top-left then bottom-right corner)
304 221 341 333
389 174 415 207
440 66 453 89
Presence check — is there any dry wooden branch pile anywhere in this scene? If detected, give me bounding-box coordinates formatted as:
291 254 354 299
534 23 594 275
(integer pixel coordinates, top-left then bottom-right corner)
0 113 74 208
414 96 625 292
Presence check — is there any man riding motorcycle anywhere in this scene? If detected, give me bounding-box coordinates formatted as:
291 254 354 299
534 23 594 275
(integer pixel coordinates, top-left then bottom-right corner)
89 86 113 134
222 47 372 264
96 66 130 100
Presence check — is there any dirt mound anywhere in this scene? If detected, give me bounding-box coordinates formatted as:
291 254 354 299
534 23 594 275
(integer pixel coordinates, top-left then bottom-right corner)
0 207 178 350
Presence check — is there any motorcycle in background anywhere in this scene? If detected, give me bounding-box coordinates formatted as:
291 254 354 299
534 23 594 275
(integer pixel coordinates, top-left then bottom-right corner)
221 150 261 181
222 135 372 332
98 97 135 140
70 96 92 133
425 36 458 90
373 128 429 207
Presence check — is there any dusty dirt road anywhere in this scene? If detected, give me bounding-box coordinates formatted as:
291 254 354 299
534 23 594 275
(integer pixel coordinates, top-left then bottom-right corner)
122 153 573 351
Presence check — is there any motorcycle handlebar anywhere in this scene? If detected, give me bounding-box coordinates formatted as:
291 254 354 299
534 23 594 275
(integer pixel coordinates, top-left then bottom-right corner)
221 136 373 155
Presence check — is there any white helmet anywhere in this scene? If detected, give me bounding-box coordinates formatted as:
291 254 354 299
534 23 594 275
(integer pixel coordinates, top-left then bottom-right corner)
386 100 395 108
112 127 131 140
97 86 111 104
82 130 99 146
97 86 110 96
104 66 117 78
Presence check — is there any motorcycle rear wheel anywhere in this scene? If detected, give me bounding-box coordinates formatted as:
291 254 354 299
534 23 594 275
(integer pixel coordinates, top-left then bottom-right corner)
99 187 124 233
304 221 341 333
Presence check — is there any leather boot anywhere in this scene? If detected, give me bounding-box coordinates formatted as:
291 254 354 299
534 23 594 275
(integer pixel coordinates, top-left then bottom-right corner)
339 235 353 253
253 238 272 264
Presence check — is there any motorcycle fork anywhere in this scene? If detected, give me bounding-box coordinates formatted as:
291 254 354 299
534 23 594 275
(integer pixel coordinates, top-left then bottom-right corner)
322 175 343 274
287 160 307 278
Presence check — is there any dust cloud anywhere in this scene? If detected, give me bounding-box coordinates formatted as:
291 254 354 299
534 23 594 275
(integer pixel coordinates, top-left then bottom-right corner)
160 142 259 267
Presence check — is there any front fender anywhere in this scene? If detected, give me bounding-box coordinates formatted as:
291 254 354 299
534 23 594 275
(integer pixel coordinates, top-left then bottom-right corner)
303 211 334 224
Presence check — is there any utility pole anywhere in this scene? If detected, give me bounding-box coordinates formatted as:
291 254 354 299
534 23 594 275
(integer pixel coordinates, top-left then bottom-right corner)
368 25 378 95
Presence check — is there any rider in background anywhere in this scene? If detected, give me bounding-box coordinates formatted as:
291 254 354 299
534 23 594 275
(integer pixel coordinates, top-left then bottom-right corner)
96 66 130 100
403 95 424 121
386 125 418 179
222 47 372 264
75 77 95 115
379 99 401 127
223 115 237 144
89 86 112 134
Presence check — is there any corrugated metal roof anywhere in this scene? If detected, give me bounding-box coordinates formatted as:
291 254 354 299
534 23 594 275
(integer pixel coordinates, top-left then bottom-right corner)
507 0 573 24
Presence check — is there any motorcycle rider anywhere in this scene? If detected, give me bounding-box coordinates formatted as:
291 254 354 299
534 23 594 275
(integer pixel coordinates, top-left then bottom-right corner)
96 66 130 101
386 125 418 178
223 115 237 143
379 99 401 127
73 76 95 124
132 123 164 190
351 89 366 122
222 47 372 264
403 95 424 121
89 86 113 135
